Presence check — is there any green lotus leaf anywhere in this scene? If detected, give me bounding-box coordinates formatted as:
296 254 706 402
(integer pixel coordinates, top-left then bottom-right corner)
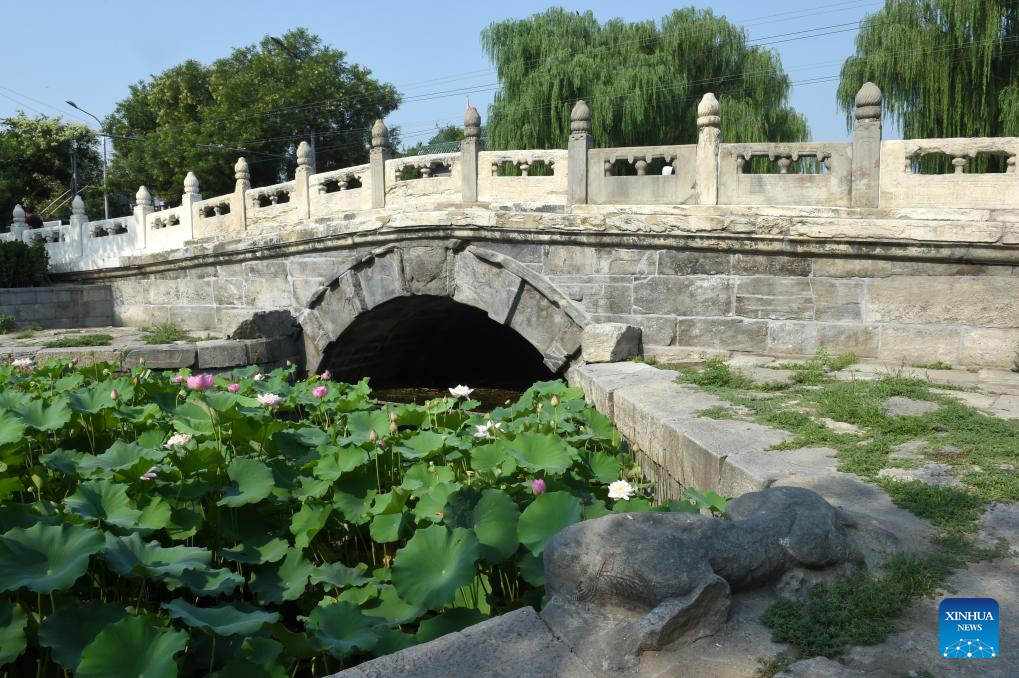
290 502 331 550
345 410 391 444
0 411 26 447
76 616 188 678
173 400 216 436
249 548 314 604
369 512 406 543
0 523 105 593
398 430 446 460
218 457 274 508
0 389 31 411
401 462 455 492
168 567 243 597
467 442 510 474
165 505 204 540
304 601 379 657
373 626 417 656
0 503 59 531
65 479 143 528
517 491 582 556
516 551 545 586
220 536 289 565
411 482 458 524
211 637 286 678
76 440 166 477
469 489 520 563
313 445 367 481
164 600 279 636
136 496 172 531
39 601 127 671
294 477 331 501
68 385 116 414
14 396 71 431
416 608 486 644
503 432 576 474
331 468 378 524
586 451 623 484
0 599 27 667
103 532 212 580
310 561 371 589
392 525 479 610
337 584 378 605
40 448 85 475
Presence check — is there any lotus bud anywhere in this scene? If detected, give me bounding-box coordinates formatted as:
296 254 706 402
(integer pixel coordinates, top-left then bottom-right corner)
389 411 398 422
133 376 140 385
536 403 543 414
286 360 292 367
551 395 559 407
389 420 398 433
320 370 331 381
110 389 118 400
369 430 378 443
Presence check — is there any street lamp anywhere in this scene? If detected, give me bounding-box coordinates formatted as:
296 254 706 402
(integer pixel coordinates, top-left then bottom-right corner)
66 100 110 220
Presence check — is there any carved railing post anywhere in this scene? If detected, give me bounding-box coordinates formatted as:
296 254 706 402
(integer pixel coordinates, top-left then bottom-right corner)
67 195 86 257
133 186 154 251
568 100 592 204
370 120 391 208
696 93 721 205
852 82 882 208
232 157 250 230
294 141 314 219
181 171 201 241
10 204 27 241
461 105 481 203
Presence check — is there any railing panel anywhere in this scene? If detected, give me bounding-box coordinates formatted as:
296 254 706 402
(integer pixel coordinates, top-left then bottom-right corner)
385 153 461 205
718 142 851 207
310 165 371 216
246 181 297 228
79 216 137 269
146 207 188 253
588 146 696 205
192 194 237 239
880 138 1019 209
477 150 567 203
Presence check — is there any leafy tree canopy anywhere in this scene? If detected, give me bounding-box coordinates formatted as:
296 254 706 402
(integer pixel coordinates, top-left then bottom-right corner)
481 7 808 150
0 114 102 225
105 28 400 201
838 0 1019 138
400 125 465 156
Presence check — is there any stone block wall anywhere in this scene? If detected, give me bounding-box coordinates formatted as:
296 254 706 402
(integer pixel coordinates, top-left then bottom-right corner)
0 285 113 330
535 245 1019 369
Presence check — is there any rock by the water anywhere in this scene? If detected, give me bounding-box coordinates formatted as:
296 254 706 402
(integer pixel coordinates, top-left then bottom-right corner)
581 323 642 363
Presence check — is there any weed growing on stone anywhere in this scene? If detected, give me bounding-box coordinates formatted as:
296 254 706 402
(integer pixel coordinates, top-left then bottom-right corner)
628 355 658 365
13 323 42 339
695 406 736 420
141 322 197 344
911 361 953 371
0 314 14 334
41 333 114 348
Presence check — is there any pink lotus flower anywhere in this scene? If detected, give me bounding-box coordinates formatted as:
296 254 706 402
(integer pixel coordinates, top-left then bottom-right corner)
187 374 214 391
312 385 328 398
320 370 331 381
227 383 241 393
531 478 547 496
172 374 185 384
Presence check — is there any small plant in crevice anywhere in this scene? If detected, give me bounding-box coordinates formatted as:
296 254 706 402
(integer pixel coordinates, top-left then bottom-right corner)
41 333 114 348
0 314 14 333
141 322 197 344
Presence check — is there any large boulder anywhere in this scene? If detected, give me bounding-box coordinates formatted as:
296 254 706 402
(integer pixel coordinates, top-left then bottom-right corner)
581 323 641 363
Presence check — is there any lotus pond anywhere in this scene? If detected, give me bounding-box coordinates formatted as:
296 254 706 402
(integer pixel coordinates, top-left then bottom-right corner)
0 359 721 676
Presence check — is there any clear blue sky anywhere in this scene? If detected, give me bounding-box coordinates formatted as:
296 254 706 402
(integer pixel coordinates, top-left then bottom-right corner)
2 0 884 151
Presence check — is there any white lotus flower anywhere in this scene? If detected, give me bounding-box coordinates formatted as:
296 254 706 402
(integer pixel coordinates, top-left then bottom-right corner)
257 392 284 408
164 433 192 449
448 385 474 398
607 479 635 501
473 421 503 439
139 466 158 481
11 357 35 370
253 373 264 381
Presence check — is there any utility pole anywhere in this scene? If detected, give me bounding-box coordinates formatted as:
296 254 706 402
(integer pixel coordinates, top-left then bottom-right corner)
69 140 79 197
66 100 110 220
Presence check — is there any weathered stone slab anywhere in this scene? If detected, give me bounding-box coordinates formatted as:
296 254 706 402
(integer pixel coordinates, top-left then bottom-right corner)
676 317 768 352
632 276 733 316
35 347 122 367
581 323 641 363
877 325 960 365
657 251 729 275
331 607 591 678
867 276 1019 328
734 277 813 320
196 340 248 369
882 396 939 417
731 253 811 276
124 345 196 369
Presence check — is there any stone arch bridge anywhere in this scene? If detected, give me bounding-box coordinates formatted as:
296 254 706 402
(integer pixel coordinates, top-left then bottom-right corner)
4 85 1019 373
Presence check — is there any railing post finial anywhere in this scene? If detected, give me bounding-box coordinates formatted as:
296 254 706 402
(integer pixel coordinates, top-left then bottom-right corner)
371 120 390 150
184 171 200 196
570 100 591 135
235 157 251 191
696 93 721 205
136 185 153 207
462 106 482 202
697 93 721 129
71 195 86 217
297 141 314 171
851 82 883 208
855 82 883 121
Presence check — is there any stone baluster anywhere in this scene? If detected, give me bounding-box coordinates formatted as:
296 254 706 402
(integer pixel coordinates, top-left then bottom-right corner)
462 105 481 202
776 156 792 174
1007 155 1016 174
696 93 721 205
133 186 154 251
370 119 391 208
568 100 592 204
951 156 968 174
180 171 201 241
67 195 86 257
230 157 250 233
634 158 647 176
851 81 882 208
10 204 28 241
294 140 314 219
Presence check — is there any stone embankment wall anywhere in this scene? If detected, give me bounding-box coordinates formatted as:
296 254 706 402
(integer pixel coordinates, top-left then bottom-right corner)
0 285 113 329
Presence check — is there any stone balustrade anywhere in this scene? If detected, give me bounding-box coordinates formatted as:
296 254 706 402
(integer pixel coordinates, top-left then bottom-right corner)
3 83 1019 274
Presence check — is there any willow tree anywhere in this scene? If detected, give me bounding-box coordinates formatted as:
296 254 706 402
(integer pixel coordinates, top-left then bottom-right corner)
481 8 808 150
838 0 1019 139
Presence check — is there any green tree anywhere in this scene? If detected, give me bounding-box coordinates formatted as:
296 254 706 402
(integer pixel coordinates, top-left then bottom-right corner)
0 114 102 224
400 125 465 156
481 8 808 150
838 0 1019 139
105 28 400 201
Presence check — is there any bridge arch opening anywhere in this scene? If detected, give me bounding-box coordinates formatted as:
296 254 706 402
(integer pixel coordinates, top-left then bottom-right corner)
320 295 556 390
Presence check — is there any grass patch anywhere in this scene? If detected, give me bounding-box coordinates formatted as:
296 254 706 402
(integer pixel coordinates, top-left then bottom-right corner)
42 333 113 348
141 323 197 344
0 314 14 334
911 361 953 371
759 552 957 665
13 323 42 339
628 355 658 365
880 480 985 531
696 405 736 420
677 355 789 392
